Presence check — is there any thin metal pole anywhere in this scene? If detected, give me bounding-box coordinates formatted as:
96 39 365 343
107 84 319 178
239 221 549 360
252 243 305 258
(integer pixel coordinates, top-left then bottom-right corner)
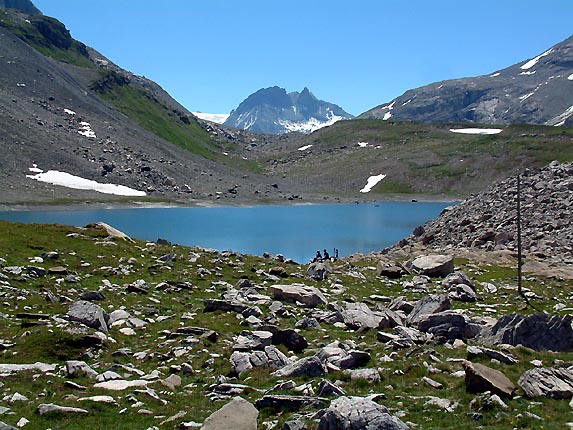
517 174 523 296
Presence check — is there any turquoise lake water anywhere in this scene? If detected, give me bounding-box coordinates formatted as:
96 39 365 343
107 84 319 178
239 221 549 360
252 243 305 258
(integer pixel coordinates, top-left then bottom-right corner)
0 202 453 263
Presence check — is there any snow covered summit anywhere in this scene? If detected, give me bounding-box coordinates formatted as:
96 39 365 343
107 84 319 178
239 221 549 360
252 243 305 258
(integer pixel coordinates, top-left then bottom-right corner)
224 86 354 134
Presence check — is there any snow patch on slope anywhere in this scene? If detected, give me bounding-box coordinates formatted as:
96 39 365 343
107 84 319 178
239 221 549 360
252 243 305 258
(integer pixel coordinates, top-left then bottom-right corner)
27 166 146 196
450 128 503 135
520 49 553 70
360 174 386 193
546 105 573 127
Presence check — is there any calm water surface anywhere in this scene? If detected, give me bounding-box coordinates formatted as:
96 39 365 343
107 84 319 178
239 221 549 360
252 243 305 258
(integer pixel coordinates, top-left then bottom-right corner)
0 202 453 263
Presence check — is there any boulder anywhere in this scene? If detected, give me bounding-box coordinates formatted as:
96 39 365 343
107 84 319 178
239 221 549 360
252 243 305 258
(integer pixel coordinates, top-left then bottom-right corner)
306 262 332 281
37 403 88 416
66 360 98 378
410 255 454 277
345 368 381 382
416 310 481 341
204 299 249 314
270 284 328 307
230 345 290 377
376 261 405 279
448 284 477 302
317 396 409 430
201 397 258 430
442 271 475 291
317 379 346 397
406 295 451 326
479 313 573 352
255 395 327 412
259 325 309 353
464 361 515 398
466 346 519 365
333 302 398 330
518 367 573 399
316 346 370 369
233 331 273 351
272 355 326 378
67 300 109 332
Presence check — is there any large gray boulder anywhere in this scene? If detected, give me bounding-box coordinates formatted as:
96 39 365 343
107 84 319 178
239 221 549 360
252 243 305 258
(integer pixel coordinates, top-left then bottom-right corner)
201 397 258 430
272 355 326 378
318 396 409 430
406 295 451 326
270 284 327 307
518 367 573 399
410 255 454 277
230 345 290 377
233 331 274 351
306 261 332 280
333 302 398 330
479 313 573 352
416 310 482 341
67 300 109 332
464 361 515 398
316 345 370 369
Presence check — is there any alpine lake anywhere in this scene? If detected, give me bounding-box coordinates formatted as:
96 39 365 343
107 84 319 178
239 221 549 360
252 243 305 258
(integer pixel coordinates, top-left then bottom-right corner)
0 201 453 263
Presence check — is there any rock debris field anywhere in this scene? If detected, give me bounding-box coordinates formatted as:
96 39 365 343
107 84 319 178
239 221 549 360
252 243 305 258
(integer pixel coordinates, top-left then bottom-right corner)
0 162 572 429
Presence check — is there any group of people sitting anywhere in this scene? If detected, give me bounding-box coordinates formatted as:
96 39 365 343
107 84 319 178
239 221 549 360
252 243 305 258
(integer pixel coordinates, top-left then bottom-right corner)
313 248 338 263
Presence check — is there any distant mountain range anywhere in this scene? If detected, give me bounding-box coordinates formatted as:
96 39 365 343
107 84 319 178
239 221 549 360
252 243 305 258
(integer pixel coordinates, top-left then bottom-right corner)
360 35 573 126
223 86 354 134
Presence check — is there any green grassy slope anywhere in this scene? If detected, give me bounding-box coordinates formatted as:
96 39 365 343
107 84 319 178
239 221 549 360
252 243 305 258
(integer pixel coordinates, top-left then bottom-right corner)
261 120 573 197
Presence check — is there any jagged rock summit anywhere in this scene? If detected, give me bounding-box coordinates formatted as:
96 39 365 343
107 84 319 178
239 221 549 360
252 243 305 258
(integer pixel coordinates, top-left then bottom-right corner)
224 86 354 134
360 34 573 127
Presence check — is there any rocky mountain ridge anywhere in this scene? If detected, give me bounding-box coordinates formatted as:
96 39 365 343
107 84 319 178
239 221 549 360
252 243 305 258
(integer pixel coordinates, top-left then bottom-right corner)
360 35 573 127
224 86 354 135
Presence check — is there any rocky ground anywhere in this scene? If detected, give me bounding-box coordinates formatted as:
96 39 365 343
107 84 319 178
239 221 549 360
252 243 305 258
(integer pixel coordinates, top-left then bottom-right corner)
383 161 573 275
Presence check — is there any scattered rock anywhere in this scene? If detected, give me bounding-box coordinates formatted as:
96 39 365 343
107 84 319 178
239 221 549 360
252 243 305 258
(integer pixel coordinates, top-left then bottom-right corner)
410 255 454 277
67 300 109 332
479 313 573 352
518 367 573 398
464 361 515 398
201 397 258 430
406 294 451 326
306 262 331 281
317 396 409 430
270 284 328 307
37 403 88 416
272 355 326 378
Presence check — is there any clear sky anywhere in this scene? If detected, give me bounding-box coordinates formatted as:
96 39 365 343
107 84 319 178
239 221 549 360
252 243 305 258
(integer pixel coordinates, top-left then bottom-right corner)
32 0 573 116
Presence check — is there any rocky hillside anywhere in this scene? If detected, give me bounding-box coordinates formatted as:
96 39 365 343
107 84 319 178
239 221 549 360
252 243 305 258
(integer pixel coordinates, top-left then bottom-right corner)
224 86 354 134
360 35 573 127
0 8 296 204
391 161 573 269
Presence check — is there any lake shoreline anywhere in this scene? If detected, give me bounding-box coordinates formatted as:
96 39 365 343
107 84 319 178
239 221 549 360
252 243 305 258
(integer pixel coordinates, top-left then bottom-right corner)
0 193 461 212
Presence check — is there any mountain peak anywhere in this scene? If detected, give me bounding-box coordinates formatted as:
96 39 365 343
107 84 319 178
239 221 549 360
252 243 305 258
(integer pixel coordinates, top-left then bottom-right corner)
359 33 573 127
224 86 353 134
0 0 41 14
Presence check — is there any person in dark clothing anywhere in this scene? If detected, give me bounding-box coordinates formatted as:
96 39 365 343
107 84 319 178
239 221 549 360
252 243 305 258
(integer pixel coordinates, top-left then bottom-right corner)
314 250 322 262
323 249 330 261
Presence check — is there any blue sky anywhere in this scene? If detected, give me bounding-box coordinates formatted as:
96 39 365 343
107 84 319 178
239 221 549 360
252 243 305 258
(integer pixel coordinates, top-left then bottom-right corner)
33 0 573 116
